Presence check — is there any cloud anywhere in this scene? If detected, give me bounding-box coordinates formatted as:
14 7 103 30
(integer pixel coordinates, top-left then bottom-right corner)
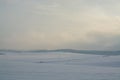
0 0 20 4
0 0 120 50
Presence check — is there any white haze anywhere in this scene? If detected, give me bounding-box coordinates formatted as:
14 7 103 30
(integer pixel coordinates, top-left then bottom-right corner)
0 0 120 50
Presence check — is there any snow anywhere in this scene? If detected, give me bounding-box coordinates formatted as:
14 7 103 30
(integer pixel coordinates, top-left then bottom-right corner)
0 52 120 80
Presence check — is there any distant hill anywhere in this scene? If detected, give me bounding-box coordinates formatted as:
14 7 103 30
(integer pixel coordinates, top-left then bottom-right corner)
0 49 120 56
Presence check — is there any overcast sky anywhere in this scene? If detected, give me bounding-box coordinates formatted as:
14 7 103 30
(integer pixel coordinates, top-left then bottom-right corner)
0 0 120 50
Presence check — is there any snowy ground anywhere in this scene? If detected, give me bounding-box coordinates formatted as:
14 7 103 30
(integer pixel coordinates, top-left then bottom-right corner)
0 52 120 80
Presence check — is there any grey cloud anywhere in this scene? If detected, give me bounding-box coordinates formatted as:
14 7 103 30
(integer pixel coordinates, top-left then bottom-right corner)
62 32 120 50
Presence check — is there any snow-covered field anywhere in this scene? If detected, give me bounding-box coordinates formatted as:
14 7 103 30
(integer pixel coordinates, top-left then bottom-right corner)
0 52 120 80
